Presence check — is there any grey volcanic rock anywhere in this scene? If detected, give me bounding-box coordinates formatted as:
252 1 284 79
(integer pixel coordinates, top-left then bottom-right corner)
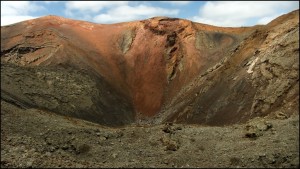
1 63 134 126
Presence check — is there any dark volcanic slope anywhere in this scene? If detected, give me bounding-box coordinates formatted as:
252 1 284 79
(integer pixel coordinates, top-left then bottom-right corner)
1 10 299 126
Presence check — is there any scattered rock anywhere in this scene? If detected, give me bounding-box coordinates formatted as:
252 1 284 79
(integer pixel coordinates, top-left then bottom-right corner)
162 125 172 133
245 132 259 139
275 111 288 119
166 142 178 151
76 144 90 154
160 137 179 151
61 144 69 150
26 160 33 168
45 152 51 157
112 153 118 158
244 120 274 139
230 157 241 165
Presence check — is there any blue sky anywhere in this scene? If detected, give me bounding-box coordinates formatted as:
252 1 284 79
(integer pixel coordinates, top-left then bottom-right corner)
1 1 299 27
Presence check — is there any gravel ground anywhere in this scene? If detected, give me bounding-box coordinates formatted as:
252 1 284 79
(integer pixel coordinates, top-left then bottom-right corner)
1 100 299 168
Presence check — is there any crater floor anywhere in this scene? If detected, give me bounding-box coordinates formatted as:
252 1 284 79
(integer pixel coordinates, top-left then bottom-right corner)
1 100 299 168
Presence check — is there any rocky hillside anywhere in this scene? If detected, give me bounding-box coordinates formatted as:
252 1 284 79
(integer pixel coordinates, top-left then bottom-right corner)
1 10 299 127
160 9 299 126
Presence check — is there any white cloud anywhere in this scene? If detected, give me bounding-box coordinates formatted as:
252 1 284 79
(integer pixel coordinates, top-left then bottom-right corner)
161 1 191 5
42 1 60 4
256 13 284 25
191 1 299 27
93 5 179 23
1 1 44 26
1 1 43 15
1 16 37 26
64 1 130 22
65 1 128 15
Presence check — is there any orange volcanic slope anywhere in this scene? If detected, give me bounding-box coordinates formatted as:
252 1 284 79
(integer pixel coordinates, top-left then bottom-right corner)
1 15 256 118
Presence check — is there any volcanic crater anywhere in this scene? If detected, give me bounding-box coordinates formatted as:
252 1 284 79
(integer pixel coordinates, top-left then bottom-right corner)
1 11 299 127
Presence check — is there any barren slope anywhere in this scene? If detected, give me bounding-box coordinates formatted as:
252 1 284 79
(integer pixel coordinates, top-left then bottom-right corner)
1 10 299 127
